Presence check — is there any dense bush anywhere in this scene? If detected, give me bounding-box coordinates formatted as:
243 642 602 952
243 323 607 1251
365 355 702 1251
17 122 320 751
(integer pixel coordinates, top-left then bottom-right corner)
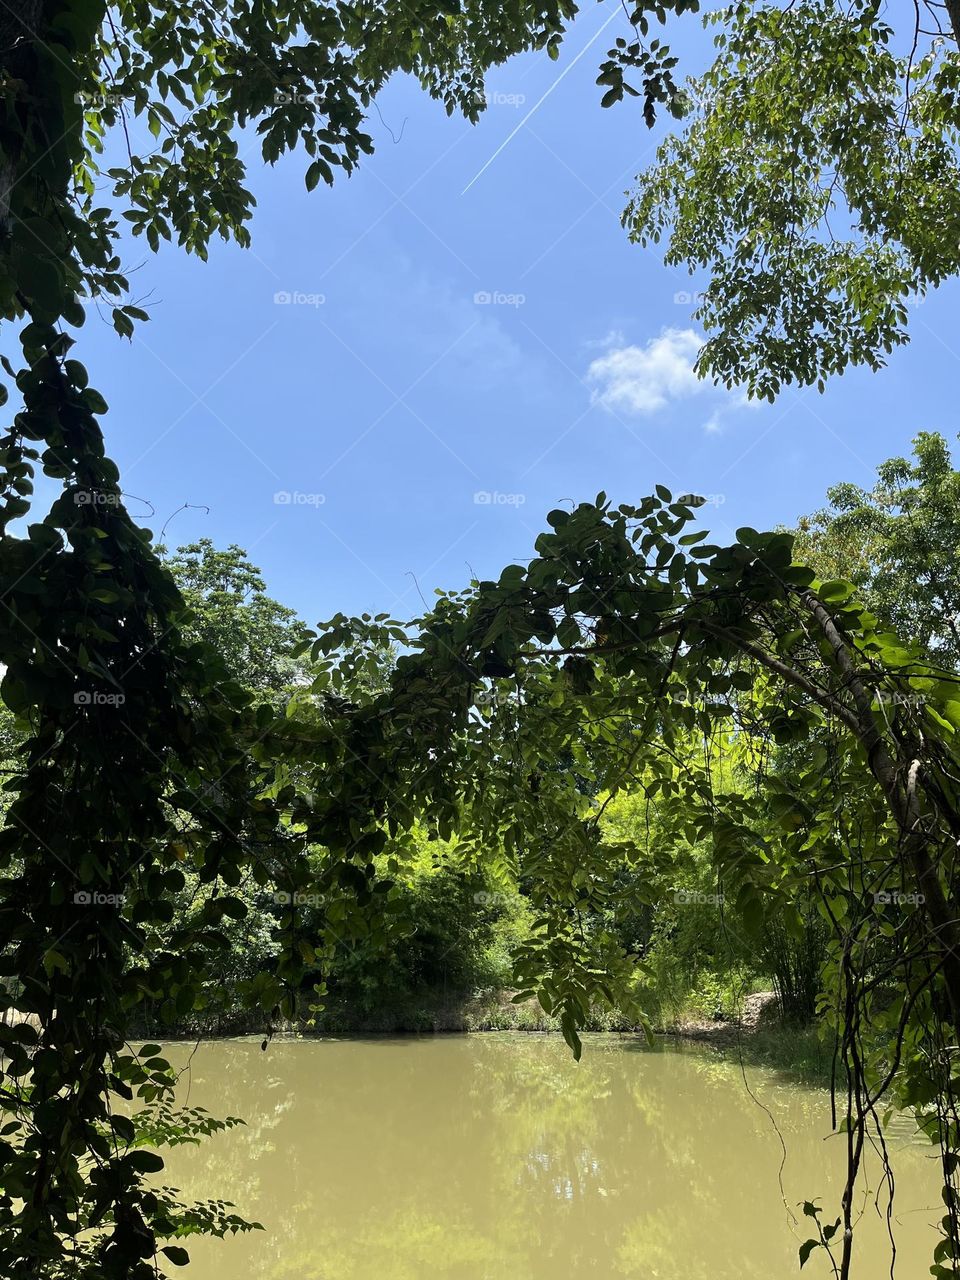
315 852 533 1018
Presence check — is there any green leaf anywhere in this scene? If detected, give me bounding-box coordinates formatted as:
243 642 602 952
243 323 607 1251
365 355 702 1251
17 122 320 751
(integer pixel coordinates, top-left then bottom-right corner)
305 159 333 190
817 579 854 604
798 1239 818 1268
126 1149 164 1173
81 388 109 414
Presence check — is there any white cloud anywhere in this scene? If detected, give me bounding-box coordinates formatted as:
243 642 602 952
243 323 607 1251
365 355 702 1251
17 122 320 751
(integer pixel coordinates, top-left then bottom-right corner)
703 410 724 435
584 328 627 351
586 328 752 431
587 328 705 415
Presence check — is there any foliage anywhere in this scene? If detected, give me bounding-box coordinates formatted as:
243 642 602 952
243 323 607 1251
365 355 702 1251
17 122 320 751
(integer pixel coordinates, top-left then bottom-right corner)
757 901 827 1025
310 837 532 1017
597 787 755 1024
0 0 693 361
41 0 588 326
623 1 960 397
793 432 960 668
161 540 308 695
594 0 700 126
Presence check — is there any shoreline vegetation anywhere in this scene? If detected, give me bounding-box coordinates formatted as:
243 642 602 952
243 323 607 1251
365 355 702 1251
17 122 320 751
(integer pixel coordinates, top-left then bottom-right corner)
147 989 832 1088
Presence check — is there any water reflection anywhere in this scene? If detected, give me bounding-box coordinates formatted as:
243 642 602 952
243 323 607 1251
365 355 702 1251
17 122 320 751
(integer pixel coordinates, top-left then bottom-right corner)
161 1034 940 1279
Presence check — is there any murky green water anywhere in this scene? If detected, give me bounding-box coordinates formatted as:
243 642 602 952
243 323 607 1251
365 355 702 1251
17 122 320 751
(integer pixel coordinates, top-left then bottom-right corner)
161 1034 940 1279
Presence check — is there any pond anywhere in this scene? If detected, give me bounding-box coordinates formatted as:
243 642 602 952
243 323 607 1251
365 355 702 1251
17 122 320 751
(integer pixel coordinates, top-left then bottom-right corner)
161 1033 940 1279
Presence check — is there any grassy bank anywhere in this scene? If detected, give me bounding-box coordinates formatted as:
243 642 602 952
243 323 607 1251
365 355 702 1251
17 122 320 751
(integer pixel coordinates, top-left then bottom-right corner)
678 1022 833 1087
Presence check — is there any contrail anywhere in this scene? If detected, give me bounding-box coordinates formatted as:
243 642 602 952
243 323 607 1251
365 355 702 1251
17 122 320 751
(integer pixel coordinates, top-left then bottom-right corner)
461 6 622 196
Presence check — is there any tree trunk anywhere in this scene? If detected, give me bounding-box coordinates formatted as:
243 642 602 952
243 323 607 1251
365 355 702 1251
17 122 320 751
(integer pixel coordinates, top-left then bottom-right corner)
798 589 960 1038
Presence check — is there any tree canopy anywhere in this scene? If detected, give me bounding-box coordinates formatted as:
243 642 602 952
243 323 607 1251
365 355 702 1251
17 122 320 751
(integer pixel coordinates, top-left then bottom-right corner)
623 0 960 397
3 3 960 1280
794 431 960 667
161 540 308 694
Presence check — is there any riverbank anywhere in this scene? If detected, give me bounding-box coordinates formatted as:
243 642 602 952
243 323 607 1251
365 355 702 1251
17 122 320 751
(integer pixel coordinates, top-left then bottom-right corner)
673 1017 832 1085
161 987 768 1038
147 989 832 1086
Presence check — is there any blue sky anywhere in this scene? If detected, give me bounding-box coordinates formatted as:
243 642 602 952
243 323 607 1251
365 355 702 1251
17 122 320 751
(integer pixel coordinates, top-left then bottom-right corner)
75 6 960 624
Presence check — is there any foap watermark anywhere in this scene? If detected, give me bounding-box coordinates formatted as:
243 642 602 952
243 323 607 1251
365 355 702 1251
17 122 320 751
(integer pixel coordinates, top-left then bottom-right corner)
674 890 725 906
274 890 322 907
471 89 526 108
673 290 706 306
876 690 925 712
474 490 525 506
473 890 515 907
669 82 720 117
74 489 122 507
74 690 125 708
273 88 323 106
274 490 325 507
274 289 325 307
677 491 726 508
475 687 512 709
874 890 925 907
473 290 525 308
74 90 124 110
73 890 126 906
